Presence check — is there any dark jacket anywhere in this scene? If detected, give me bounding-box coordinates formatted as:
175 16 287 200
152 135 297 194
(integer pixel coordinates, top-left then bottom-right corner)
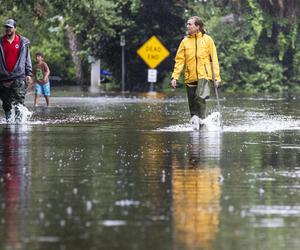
0 34 32 81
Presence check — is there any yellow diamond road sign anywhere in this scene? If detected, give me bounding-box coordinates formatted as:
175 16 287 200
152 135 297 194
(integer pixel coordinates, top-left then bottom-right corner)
137 36 170 69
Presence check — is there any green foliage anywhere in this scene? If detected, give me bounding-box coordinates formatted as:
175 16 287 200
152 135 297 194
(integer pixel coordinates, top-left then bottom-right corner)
248 0 264 38
31 30 76 80
277 31 288 61
240 57 287 92
0 0 299 92
291 47 300 84
198 0 300 93
96 0 185 91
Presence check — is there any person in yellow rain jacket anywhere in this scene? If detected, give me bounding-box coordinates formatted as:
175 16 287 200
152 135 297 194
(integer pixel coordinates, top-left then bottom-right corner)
171 16 221 122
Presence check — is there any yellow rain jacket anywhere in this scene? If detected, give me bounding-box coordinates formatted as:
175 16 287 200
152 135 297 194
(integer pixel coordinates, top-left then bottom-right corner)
171 32 221 84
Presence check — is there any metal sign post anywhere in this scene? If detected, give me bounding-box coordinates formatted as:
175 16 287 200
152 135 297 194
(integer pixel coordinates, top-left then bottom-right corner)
120 35 125 92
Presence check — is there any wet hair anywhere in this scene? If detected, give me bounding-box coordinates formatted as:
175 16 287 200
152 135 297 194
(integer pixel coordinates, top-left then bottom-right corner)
189 16 206 34
35 52 44 58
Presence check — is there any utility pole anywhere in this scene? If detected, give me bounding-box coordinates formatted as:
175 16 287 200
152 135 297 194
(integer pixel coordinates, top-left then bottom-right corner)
120 35 125 92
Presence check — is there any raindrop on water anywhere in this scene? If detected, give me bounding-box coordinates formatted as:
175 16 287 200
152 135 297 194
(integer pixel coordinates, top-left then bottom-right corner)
66 206 72 216
86 201 93 212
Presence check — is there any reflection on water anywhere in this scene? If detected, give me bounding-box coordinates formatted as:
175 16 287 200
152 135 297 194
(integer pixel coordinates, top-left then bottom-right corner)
172 131 222 250
0 125 31 250
0 93 300 250
189 131 222 163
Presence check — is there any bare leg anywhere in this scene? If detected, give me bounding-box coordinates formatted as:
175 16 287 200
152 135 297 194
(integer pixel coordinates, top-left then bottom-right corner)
34 95 40 107
45 96 50 107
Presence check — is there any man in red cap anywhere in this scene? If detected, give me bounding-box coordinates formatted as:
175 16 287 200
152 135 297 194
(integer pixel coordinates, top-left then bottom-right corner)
0 18 32 123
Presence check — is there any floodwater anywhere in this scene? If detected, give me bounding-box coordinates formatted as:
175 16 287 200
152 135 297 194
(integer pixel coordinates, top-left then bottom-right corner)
0 89 300 250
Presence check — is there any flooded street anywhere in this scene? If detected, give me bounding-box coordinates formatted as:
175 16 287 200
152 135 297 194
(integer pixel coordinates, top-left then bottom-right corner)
0 89 300 250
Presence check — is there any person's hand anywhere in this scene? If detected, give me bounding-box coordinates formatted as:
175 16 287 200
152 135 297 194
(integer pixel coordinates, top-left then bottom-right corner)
25 76 32 89
214 79 221 88
26 76 32 85
171 79 177 89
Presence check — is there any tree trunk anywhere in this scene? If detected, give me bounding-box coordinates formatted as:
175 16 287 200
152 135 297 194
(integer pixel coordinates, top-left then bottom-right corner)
65 24 85 85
